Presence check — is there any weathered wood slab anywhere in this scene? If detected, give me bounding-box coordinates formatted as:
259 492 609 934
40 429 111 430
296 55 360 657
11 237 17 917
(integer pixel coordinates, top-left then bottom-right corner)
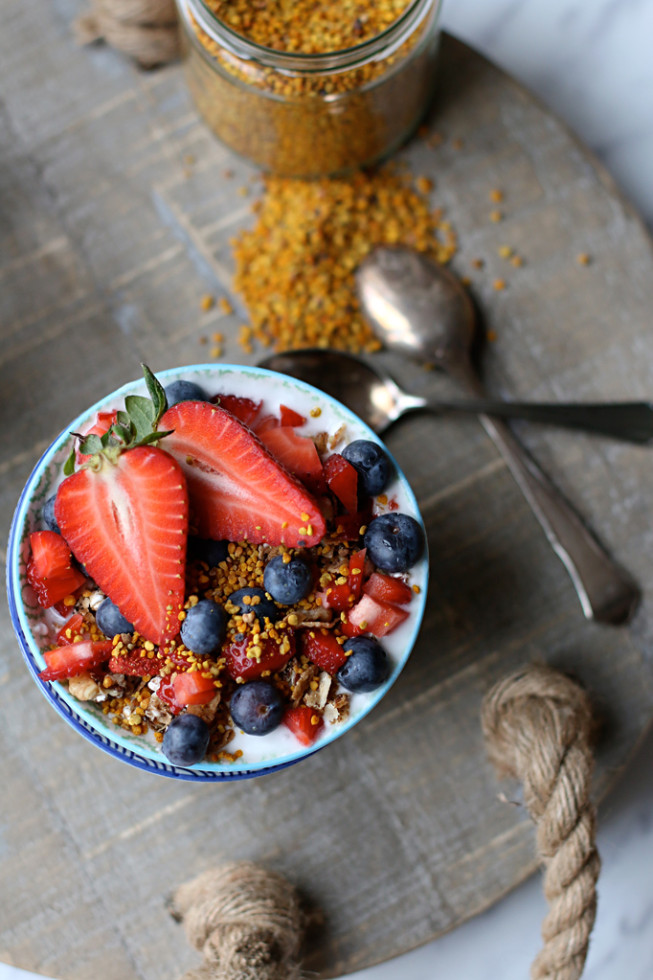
2 5 653 978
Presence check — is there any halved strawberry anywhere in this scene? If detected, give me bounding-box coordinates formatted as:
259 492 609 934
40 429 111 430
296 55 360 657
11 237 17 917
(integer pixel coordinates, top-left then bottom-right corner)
224 629 296 681
324 454 359 513
161 401 325 548
363 572 413 606
283 705 323 746
214 394 262 429
38 640 113 682
279 404 306 427
302 628 347 673
27 530 87 607
345 594 409 637
55 446 188 646
171 671 217 706
258 426 326 496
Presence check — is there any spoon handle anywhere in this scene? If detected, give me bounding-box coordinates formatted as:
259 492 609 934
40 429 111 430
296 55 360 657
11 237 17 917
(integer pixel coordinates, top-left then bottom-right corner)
447 366 640 624
424 398 653 444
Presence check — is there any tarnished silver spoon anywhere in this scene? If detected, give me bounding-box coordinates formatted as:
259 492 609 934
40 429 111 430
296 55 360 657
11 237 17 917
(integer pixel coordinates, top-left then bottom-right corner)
353 244 640 625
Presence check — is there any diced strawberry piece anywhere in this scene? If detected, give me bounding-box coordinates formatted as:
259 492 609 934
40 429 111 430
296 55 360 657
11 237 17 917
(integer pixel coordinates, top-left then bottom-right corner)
348 548 366 600
324 454 359 513
283 705 323 746
346 594 409 637
27 531 87 608
172 670 217 706
253 414 281 434
108 650 159 676
258 426 326 496
77 410 118 463
338 617 365 638
56 613 91 645
279 404 306 427
224 629 295 681
322 582 355 612
161 401 325 548
215 394 262 429
156 676 183 714
302 629 348 673
363 572 413 606
39 640 113 681
55 445 188 646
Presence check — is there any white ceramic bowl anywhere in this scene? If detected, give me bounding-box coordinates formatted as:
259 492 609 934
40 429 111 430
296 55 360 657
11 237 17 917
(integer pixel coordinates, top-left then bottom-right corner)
7 364 428 780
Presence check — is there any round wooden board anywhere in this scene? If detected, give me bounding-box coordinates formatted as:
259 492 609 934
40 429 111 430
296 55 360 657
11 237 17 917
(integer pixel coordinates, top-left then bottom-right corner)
2 15 653 978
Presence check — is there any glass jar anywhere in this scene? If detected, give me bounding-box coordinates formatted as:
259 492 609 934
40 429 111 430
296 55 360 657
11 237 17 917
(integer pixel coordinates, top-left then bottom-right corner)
175 0 442 178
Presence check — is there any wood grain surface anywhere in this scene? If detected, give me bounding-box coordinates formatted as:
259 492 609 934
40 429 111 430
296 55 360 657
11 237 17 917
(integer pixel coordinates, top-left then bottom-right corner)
2 5 653 978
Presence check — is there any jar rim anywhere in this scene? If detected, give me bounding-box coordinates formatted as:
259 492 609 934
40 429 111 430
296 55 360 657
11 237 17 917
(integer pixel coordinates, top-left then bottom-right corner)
183 0 441 72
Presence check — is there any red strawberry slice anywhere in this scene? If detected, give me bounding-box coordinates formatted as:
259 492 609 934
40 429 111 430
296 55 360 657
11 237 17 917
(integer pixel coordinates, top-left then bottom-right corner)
171 671 217 706
346 594 409 637
224 629 296 681
161 401 325 548
55 446 188 646
253 414 281 434
279 404 306 427
258 426 326 496
302 628 348 673
56 613 92 645
363 572 413 606
39 640 113 682
283 705 323 746
108 650 160 676
214 394 262 429
324 454 359 513
27 530 87 607
322 582 355 612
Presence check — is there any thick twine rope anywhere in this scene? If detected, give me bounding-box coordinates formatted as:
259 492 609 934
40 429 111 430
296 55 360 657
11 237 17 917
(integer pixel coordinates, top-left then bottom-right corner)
170 665 600 980
75 0 180 68
481 664 601 980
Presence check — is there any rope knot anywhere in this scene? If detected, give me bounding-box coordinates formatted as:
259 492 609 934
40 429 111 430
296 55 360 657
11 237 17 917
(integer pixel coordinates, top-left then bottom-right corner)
482 664 600 980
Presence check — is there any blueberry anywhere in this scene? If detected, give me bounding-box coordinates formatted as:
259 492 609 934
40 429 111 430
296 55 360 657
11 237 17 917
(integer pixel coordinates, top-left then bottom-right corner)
337 636 390 693
162 714 210 767
363 512 424 573
188 536 229 567
164 379 209 407
263 555 313 605
43 493 60 533
341 439 392 497
230 680 284 735
228 587 278 626
180 599 227 656
96 597 134 637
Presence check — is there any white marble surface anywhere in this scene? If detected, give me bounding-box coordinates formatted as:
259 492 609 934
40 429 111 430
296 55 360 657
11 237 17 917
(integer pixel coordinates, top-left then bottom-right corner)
3 2 653 979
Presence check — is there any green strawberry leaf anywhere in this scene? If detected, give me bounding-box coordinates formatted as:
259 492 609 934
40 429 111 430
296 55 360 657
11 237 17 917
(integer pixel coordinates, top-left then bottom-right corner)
125 394 155 443
79 433 104 456
142 363 168 427
138 429 174 446
63 447 77 477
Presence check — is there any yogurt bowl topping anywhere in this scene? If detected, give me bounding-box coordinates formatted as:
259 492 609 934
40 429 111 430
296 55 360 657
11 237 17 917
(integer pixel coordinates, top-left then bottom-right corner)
8 364 428 779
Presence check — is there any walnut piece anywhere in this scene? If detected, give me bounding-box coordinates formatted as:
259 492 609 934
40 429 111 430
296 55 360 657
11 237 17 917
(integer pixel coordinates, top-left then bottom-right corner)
68 672 102 701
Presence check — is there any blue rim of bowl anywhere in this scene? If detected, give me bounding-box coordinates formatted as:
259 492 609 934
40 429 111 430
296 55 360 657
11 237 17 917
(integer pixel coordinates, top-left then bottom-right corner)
6 363 428 781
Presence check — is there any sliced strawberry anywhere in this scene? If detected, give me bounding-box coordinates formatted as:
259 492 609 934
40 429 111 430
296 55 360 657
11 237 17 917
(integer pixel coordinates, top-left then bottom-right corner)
283 705 323 746
27 531 87 607
258 426 326 496
324 454 359 513
161 401 325 548
55 446 188 646
156 676 183 714
279 404 306 427
39 640 113 681
253 414 281 434
363 572 413 606
77 410 118 464
322 582 355 612
302 628 347 674
108 650 159 676
215 394 262 429
224 629 295 681
346 594 409 637
56 613 92 645
348 548 366 601
171 670 217 706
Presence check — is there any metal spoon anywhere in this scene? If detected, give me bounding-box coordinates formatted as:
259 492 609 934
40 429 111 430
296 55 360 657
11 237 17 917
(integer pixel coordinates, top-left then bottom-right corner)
259 348 653 442
353 244 640 625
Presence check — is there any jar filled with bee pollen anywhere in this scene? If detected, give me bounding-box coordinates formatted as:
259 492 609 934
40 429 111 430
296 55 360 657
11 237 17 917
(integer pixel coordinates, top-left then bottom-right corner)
176 0 443 177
